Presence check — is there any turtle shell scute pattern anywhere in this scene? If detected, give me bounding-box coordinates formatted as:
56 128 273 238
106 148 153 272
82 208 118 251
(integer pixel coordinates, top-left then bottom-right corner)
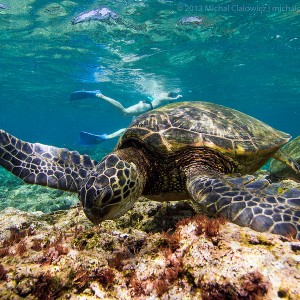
118 102 290 160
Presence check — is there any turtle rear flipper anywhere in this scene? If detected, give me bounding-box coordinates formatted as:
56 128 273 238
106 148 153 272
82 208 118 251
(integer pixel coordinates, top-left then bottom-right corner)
186 170 300 239
0 130 97 192
270 136 300 182
272 148 300 174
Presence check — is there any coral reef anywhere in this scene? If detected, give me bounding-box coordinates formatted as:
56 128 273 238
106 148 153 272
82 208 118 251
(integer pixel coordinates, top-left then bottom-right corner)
0 169 299 299
0 168 78 212
0 197 299 299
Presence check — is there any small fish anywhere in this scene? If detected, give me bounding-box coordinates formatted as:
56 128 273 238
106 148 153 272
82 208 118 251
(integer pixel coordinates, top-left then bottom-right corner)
179 16 204 25
72 7 118 25
0 4 7 9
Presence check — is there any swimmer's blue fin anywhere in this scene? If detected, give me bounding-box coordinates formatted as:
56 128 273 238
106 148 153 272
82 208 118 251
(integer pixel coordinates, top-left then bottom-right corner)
79 131 107 145
70 90 101 101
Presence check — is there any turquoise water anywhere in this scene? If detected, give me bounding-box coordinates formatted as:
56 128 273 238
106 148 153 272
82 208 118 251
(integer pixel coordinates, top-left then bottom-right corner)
0 0 299 153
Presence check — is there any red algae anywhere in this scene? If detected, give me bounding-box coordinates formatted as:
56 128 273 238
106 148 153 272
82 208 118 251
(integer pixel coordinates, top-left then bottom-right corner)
0 200 298 299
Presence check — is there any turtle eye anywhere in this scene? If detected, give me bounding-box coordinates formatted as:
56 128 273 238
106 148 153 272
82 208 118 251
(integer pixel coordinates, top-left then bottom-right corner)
96 185 113 206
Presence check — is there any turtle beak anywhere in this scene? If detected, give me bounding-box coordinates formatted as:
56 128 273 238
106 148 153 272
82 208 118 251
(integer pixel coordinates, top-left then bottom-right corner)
83 207 110 224
83 203 121 224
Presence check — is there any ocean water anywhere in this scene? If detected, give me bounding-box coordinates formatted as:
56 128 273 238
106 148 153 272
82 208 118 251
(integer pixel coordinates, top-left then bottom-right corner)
0 1 299 210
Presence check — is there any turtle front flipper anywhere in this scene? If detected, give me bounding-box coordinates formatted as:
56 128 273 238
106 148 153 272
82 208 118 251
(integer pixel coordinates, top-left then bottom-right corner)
186 171 300 239
0 130 97 192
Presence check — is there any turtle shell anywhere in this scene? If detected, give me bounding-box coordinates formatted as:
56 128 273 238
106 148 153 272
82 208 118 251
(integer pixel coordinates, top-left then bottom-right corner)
270 136 300 182
117 102 290 174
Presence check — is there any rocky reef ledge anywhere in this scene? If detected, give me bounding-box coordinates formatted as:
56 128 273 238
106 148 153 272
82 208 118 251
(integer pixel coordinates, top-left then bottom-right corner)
0 197 299 300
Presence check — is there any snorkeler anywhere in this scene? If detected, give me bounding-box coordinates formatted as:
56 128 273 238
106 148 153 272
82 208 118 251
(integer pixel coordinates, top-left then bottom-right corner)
70 90 182 116
71 90 182 145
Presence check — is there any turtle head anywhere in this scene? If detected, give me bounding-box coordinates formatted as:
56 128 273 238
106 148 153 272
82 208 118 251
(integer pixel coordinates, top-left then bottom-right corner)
79 153 143 224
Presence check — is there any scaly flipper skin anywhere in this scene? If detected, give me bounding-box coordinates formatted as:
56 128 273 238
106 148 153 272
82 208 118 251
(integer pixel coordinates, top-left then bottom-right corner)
272 149 300 175
0 130 97 192
186 172 300 239
270 136 300 182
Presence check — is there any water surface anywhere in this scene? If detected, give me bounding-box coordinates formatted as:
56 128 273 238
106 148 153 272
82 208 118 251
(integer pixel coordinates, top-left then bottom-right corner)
0 1 299 151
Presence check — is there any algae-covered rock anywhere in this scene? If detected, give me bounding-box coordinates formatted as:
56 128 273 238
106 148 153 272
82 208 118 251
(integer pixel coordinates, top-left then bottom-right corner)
0 198 299 300
0 170 78 212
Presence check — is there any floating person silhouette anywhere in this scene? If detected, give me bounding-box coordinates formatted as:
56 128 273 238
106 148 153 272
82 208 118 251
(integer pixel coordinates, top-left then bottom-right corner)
70 90 182 145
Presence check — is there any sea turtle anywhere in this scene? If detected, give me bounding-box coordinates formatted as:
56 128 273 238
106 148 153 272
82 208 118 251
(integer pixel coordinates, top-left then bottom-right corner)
270 136 300 182
0 102 299 238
